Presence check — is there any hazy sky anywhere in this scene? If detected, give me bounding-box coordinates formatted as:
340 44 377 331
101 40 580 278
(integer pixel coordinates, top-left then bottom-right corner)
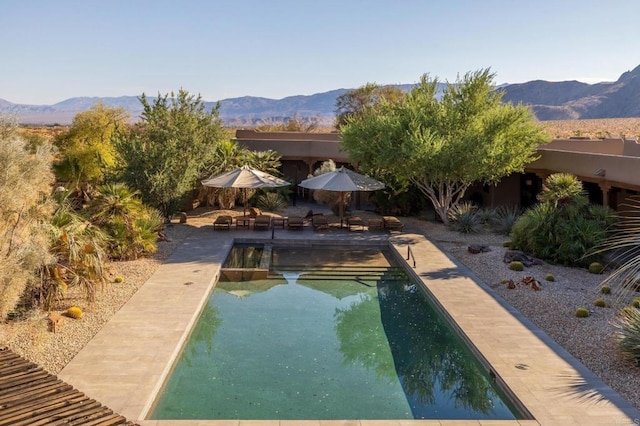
2 0 638 105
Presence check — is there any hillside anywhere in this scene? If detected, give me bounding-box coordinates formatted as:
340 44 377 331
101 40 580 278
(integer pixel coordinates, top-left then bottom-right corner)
2 65 640 124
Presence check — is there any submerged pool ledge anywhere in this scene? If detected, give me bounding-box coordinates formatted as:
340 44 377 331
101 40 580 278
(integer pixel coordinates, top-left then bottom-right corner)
58 225 640 426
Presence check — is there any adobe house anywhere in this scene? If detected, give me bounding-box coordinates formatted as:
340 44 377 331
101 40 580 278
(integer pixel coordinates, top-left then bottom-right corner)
235 129 640 212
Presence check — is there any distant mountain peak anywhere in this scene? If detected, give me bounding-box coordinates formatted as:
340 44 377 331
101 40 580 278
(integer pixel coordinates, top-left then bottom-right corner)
3 65 640 124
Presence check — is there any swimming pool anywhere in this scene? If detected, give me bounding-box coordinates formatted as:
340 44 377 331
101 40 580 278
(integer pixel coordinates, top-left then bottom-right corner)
150 246 523 420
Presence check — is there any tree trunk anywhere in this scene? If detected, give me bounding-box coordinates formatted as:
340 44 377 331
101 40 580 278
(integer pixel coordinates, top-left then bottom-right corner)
412 179 470 226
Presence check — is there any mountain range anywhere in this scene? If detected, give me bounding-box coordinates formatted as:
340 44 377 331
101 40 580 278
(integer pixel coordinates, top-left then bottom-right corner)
2 65 640 125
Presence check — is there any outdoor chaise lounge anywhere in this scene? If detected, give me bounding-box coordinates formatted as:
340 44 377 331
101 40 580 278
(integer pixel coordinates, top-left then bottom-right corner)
253 215 271 230
213 215 233 230
312 214 329 231
383 216 404 232
287 216 304 230
346 216 365 231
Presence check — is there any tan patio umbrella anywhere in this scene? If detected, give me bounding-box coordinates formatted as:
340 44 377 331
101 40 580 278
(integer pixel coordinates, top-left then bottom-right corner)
201 165 290 215
298 166 385 227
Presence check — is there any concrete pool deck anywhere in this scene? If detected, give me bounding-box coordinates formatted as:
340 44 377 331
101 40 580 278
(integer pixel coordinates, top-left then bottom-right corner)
58 223 640 426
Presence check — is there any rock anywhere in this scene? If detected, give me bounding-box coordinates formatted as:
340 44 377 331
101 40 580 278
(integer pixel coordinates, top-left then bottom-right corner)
468 244 491 254
179 212 188 223
503 250 543 267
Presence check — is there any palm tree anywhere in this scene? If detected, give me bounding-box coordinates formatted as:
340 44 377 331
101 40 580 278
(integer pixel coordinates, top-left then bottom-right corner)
44 198 107 308
86 183 163 260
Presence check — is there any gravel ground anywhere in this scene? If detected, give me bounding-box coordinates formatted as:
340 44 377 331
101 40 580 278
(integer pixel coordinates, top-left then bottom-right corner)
1 204 638 411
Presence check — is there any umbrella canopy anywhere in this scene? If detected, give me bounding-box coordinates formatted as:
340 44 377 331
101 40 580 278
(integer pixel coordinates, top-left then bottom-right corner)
202 165 290 214
298 166 385 226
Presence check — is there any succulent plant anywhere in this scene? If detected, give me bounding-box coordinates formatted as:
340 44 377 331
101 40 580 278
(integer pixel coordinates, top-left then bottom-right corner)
600 285 611 295
632 297 640 309
509 261 524 271
588 262 604 274
594 298 606 308
545 273 555 282
575 307 590 318
114 276 124 283
66 306 83 319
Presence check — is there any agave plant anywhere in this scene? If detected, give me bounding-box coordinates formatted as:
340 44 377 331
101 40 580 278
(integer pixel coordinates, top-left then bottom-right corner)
489 205 521 235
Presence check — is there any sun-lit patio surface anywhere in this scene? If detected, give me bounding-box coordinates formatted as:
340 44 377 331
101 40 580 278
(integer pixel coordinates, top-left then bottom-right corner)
58 222 640 426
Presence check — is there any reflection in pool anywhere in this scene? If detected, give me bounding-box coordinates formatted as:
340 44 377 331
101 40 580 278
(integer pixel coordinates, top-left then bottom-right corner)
150 263 521 420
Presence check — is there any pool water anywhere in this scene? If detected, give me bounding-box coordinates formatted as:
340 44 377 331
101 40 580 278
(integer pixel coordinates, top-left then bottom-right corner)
150 251 521 420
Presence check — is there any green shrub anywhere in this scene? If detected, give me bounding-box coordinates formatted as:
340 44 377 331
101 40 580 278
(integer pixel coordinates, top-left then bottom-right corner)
509 174 616 267
588 262 604 274
575 307 590 318
66 306 83 319
448 201 482 234
114 276 124 283
614 305 640 363
594 298 606 308
545 273 555 282
509 261 524 271
632 297 640 309
600 285 611 295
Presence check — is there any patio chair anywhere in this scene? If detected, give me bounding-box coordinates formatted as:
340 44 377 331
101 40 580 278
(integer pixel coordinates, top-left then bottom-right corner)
383 216 404 232
287 216 304 230
213 215 233 230
312 214 329 231
253 215 271 230
346 216 365 231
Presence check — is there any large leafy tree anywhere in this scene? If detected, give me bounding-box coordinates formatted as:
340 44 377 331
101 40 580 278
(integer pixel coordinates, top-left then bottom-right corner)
341 69 549 224
54 103 129 186
114 90 226 219
334 83 404 129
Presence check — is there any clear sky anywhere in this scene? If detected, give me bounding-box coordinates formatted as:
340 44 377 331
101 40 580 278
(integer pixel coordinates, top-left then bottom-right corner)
1 0 639 105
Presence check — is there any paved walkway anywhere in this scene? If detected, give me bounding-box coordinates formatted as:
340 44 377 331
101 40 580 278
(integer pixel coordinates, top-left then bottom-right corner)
59 222 640 426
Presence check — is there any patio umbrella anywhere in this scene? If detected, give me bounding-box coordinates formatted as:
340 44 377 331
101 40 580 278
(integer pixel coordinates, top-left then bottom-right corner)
201 165 290 215
298 166 385 227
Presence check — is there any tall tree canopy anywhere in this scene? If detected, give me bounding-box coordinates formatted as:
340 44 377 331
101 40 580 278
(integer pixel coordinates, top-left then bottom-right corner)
340 69 549 224
334 83 404 129
114 90 226 219
54 103 129 186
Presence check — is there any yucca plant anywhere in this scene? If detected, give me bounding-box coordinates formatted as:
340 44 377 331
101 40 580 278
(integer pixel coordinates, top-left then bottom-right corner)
490 205 521 235
256 192 288 212
614 307 640 365
448 201 482 234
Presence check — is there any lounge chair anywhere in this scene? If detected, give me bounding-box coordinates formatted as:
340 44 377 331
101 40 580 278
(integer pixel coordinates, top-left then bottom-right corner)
287 216 304 230
213 215 233 230
253 215 271 230
383 216 404 232
312 214 329 231
346 216 365 231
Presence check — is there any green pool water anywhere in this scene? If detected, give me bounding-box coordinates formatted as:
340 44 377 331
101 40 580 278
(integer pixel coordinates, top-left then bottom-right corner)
150 256 521 420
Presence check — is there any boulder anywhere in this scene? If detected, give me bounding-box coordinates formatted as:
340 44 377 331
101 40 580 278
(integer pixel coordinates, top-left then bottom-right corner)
468 244 491 254
503 250 543 267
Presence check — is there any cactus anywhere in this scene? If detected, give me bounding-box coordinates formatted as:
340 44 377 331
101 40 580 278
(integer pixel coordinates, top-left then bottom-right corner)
66 306 83 319
575 307 590 318
588 262 604 274
509 261 524 271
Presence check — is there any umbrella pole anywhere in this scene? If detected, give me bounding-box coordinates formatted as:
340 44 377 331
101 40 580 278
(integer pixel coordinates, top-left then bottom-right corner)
243 188 247 216
340 192 344 228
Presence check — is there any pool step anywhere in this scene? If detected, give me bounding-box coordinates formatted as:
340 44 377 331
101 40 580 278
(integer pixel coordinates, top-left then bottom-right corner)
269 266 408 282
